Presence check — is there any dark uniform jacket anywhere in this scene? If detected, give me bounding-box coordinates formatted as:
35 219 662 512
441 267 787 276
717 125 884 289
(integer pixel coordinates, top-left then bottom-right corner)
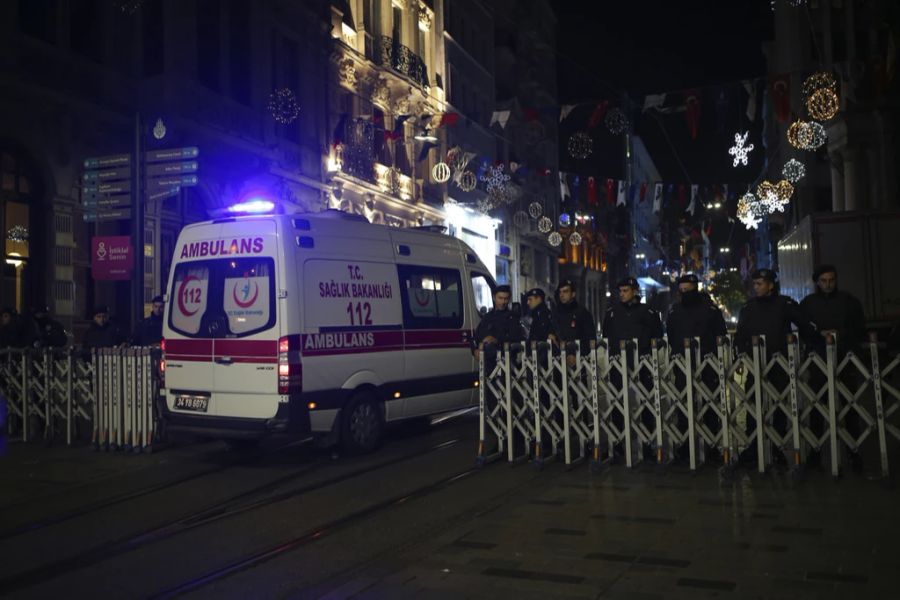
526 302 556 346
130 314 163 346
83 322 126 351
666 292 727 357
602 299 663 356
0 316 29 349
552 300 596 355
33 316 68 348
735 294 818 356
799 289 865 354
473 308 525 350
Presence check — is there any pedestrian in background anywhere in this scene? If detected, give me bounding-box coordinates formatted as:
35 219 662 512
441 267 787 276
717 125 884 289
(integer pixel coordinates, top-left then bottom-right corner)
552 279 596 366
30 305 68 348
130 295 164 347
82 305 126 351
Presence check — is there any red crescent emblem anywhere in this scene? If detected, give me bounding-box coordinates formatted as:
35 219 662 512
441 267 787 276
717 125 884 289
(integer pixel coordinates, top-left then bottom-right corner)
233 279 259 308
177 275 201 316
414 289 432 307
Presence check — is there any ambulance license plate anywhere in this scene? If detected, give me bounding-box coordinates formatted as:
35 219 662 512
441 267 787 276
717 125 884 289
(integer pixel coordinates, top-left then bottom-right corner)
174 395 209 413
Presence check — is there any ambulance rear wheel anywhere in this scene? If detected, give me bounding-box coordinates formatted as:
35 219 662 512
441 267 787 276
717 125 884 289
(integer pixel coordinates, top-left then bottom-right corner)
341 392 383 454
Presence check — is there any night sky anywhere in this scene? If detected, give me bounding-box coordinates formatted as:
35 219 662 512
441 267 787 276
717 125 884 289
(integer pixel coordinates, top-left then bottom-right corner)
556 0 774 184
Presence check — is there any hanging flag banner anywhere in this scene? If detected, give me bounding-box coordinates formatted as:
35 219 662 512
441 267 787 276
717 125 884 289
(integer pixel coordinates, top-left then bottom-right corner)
653 183 663 214
616 180 627 206
490 110 511 129
687 184 699 215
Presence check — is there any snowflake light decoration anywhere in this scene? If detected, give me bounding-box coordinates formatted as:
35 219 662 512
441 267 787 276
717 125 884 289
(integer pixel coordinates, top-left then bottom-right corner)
480 164 510 198
267 88 301 124
537 216 553 233
782 159 806 183
737 193 765 229
728 131 754 167
567 131 593 159
604 108 629 135
457 171 477 192
569 231 583 246
528 201 543 219
548 231 563 247
476 197 496 214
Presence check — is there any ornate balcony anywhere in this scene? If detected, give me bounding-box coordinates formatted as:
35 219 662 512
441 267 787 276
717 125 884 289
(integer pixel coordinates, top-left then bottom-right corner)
375 36 430 89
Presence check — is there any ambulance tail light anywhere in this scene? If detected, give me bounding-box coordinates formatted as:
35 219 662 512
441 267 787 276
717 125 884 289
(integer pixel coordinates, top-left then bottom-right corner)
278 336 302 395
159 338 166 388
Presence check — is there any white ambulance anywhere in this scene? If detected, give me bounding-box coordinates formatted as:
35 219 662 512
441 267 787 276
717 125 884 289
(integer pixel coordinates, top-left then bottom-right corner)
159 209 497 452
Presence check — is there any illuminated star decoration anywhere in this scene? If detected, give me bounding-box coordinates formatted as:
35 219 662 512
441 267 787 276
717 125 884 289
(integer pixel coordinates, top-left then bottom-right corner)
728 131 754 167
480 164 511 202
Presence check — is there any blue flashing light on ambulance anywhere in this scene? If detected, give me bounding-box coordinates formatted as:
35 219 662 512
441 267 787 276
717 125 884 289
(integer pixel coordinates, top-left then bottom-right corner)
159 206 497 453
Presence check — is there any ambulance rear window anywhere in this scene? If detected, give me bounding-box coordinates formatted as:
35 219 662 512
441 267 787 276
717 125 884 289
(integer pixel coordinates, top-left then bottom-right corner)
169 257 276 338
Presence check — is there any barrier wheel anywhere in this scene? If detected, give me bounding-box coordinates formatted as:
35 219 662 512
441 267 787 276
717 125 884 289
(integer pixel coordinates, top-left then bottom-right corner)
341 390 383 455
789 465 806 483
718 464 736 482
589 460 604 475
532 459 545 472
475 455 486 469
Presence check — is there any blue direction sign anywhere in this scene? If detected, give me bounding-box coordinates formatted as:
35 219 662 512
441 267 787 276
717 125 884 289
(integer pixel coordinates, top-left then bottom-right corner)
83 196 132 208
147 187 181 201
145 161 199 177
145 147 199 163
83 208 132 222
147 174 198 191
83 154 131 170
84 181 132 195
83 168 131 182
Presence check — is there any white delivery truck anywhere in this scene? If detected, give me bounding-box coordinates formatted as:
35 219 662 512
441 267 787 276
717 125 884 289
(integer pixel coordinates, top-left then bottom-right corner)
159 209 497 452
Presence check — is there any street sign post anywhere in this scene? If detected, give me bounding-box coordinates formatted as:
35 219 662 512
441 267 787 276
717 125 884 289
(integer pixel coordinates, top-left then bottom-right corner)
145 161 199 177
147 187 181 201
84 154 131 170
147 174 198 192
83 208 132 222
83 167 131 182
83 196 132 208
145 147 199 163
84 181 132 195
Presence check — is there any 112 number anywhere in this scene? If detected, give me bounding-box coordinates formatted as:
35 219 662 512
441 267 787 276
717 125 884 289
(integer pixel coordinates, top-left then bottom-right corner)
346 302 372 326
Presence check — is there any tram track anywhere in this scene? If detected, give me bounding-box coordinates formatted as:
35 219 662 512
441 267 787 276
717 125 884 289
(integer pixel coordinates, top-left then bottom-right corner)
0 436 312 541
0 436 463 595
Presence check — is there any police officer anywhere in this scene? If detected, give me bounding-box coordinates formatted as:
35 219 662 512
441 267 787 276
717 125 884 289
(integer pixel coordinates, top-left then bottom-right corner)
602 276 663 358
473 285 524 359
800 265 866 470
82 305 126 351
30 305 68 348
524 287 556 346
735 268 819 356
666 274 726 357
130 295 164 347
551 279 596 365
800 265 865 355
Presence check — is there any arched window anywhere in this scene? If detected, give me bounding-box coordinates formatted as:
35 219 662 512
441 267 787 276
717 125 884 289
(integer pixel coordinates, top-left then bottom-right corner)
1 150 36 314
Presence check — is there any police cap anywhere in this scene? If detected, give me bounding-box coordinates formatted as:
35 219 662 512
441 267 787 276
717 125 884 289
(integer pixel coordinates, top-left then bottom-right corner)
525 287 545 299
32 305 51 315
616 276 639 290
151 295 164 304
677 273 699 285
495 284 512 295
91 305 110 317
751 268 778 282
556 279 576 292
812 264 837 282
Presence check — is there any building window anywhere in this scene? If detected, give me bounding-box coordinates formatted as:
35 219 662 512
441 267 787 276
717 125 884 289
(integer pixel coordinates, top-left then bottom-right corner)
54 280 73 302
54 246 72 266
2 150 37 314
54 214 72 234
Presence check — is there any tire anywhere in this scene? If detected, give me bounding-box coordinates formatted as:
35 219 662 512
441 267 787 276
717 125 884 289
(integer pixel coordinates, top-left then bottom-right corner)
341 391 384 454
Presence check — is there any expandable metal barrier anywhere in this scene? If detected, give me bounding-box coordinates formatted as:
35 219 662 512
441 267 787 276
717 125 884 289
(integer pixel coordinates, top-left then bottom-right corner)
477 333 899 480
0 347 159 452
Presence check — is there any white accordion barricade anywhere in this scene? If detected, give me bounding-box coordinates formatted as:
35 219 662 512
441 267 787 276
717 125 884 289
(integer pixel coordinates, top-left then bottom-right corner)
0 347 160 452
476 332 898 482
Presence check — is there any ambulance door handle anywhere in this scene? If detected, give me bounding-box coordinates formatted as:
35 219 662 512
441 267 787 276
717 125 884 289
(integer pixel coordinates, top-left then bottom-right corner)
215 356 233 365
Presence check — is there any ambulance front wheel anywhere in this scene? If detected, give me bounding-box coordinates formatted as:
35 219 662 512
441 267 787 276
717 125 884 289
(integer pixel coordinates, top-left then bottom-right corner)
341 391 384 454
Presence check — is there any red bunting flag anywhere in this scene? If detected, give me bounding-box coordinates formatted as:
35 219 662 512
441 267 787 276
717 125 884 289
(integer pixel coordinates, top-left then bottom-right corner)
678 184 686 205
605 178 615 204
684 89 701 140
639 182 648 202
587 101 610 129
523 107 540 122
587 177 598 205
439 112 460 127
771 75 790 123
